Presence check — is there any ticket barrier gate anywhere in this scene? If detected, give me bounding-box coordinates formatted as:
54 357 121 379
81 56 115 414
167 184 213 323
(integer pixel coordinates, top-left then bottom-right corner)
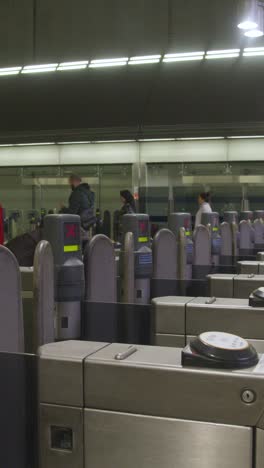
239 219 255 256
120 214 153 305
224 210 239 224
208 273 264 298
39 338 264 468
238 260 264 274
168 213 193 280
253 218 264 252
201 211 221 266
240 210 253 221
153 294 264 352
220 220 238 265
192 224 211 279
254 210 264 220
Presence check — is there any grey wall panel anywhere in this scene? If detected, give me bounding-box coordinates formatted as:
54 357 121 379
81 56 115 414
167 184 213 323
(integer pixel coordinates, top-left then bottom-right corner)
0 0 33 67
35 0 168 62
168 0 242 51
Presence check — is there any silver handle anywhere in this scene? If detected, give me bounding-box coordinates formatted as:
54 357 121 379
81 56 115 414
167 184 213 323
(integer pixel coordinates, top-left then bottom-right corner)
115 346 138 361
205 297 216 304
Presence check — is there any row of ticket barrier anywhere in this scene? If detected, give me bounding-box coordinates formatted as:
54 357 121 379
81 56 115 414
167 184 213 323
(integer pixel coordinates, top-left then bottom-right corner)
3 213 264 467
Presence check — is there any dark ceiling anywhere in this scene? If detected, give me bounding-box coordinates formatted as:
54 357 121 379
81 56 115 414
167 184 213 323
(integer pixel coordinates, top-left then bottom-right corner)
1 0 264 141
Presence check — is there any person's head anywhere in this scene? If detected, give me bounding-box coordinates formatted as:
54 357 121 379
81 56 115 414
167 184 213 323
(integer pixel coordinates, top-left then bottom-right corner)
120 190 135 207
69 173 82 190
198 191 210 205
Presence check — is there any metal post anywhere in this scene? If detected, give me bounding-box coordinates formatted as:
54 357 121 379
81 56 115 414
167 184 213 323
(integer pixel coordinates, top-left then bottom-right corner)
122 232 135 303
0 245 24 352
32 240 55 353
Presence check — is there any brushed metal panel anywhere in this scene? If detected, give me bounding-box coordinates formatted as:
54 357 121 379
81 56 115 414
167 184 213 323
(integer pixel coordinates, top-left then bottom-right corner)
155 333 185 348
153 296 194 334
40 404 83 468
0 0 33 66
84 409 252 468
39 341 109 406
208 274 234 298
20 267 33 291
234 275 264 299
238 261 259 275
256 429 264 468
186 297 264 339
84 343 264 426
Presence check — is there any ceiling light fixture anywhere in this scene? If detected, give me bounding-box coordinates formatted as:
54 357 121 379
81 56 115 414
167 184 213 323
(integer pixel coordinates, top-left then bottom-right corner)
57 61 89 71
0 66 22 76
93 139 136 143
89 57 128 68
163 51 204 62
238 0 259 28
177 137 225 140
57 141 91 144
128 55 161 65
206 49 240 59
227 135 264 139
237 0 264 36
22 64 58 74
16 142 56 146
138 138 176 142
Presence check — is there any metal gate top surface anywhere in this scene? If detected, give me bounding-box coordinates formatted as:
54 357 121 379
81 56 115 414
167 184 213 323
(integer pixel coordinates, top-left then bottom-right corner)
186 297 264 339
0 245 24 353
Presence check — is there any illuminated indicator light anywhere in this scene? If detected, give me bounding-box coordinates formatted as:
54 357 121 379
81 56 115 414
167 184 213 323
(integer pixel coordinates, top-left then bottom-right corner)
185 231 191 236
138 237 149 243
64 245 79 253
212 227 219 232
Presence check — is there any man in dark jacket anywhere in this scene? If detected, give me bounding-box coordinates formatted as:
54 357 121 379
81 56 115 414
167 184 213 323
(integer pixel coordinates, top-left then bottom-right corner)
61 174 95 230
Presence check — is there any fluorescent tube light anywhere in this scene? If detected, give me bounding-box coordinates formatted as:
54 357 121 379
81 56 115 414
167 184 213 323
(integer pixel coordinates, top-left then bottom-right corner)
243 50 264 56
93 140 136 143
165 51 205 57
206 52 240 60
89 57 128 68
0 144 14 147
130 55 161 60
207 49 240 55
57 141 91 145
89 62 127 68
57 61 88 70
228 135 264 139
0 67 22 76
128 59 160 65
163 56 203 62
16 142 56 146
91 57 128 63
177 137 225 141
22 64 58 74
138 138 176 142
163 51 204 62
244 46 264 51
